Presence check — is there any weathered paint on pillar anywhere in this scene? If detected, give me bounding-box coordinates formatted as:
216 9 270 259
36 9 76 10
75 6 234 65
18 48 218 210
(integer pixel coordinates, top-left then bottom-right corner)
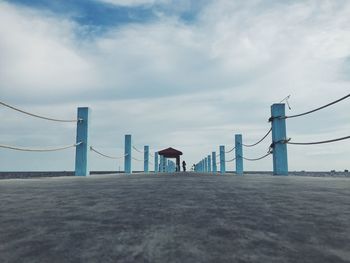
75 107 90 176
271 103 288 175
212 151 217 173
124 134 132 174
220 145 226 174
207 155 211 173
144 145 149 173
205 157 208 172
154 152 159 173
159 155 164 172
235 134 243 175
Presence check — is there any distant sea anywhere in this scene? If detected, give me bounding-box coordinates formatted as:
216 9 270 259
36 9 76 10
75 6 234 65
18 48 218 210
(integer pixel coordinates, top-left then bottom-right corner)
0 171 349 180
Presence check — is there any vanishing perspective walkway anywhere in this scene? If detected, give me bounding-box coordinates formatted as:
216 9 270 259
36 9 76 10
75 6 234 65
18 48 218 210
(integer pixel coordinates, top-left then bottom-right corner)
0 173 349 262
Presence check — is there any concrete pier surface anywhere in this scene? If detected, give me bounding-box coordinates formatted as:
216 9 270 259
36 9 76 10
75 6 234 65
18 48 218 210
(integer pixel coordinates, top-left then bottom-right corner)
0 173 349 263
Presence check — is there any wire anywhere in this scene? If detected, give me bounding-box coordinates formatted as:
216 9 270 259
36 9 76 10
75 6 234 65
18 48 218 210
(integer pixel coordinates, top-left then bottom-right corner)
243 128 272 147
241 152 272 161
132 146 144 153
0 142 82 152
132 157 143 162
287 135 350 145
90 146 127 159
0 101 80 122
225 147 235 153
284 93 350 119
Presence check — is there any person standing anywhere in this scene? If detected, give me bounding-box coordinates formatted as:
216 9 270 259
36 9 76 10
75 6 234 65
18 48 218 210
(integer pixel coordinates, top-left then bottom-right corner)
182 160 186 172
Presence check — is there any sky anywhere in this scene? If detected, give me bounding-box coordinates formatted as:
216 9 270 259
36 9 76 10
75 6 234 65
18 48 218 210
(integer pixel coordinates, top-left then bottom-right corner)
0 0 349 172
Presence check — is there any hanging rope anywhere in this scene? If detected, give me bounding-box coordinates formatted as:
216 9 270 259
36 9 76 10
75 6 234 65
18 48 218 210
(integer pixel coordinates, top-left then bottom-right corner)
225 147 235 153
225 157 236 163
132 156 143 162
243 128 272 147
241 152 272 161
0 142 82 152
90 146 127 159
287 135 350 145
284 93 350 119
132 146 144 153
0 101 80 122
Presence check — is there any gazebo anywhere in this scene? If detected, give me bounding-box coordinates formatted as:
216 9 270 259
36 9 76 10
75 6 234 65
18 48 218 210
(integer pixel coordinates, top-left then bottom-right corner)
158 147 183 172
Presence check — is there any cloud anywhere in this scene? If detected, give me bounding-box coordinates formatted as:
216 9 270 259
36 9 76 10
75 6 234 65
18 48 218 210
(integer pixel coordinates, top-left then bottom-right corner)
96 0 162 6
1 0 350 171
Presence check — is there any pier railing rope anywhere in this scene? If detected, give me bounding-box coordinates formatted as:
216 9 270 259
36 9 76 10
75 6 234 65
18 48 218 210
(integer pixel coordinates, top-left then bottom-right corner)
286 135 350 145
225 147 235 153
0 101 81 122
0 142 81 152
242 128 272 147
132 156 143 162
268 93 350 121
90 146 127 160
132 145 144 153
225 157 236 163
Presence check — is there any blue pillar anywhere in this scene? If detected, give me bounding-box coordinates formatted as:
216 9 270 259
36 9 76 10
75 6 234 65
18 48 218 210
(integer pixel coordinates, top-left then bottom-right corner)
75 107 90 176
207 155 211 172
159 155 164 172
144 145 149 173
235 134 243 175
204 157 208 172
154 152 159 173
271 103 288 175
124 134 132 174
212 152 217 173
220 145 226 174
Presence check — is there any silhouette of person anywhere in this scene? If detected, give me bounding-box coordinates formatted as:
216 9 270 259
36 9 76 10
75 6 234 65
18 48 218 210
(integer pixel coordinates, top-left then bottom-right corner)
182 161 186 172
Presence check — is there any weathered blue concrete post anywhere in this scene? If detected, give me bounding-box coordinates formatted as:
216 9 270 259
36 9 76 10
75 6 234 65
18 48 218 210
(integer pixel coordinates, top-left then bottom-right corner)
205 157 208 172
75 107 90 176
144 145 149 173
220 145 226 174
124 134 132 174
271 103 288 175
212 151 217 173
207 155 211 173
154 152 159 173
235 134 243 175
159 155 164 172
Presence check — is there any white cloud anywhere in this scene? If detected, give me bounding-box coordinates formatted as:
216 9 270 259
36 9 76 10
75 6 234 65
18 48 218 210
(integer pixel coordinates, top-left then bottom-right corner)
96 0 164 7
1 0 350 171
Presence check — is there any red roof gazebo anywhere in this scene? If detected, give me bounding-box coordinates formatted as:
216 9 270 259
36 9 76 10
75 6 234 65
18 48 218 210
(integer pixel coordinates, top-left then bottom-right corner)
158 147 183 172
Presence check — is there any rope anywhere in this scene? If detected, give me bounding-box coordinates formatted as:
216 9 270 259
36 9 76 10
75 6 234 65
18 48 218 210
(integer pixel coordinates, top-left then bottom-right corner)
241 152 272 161
0 101 80 122
225 147 235 153
0 142 82 152
132 157 143 162
225 157 236 163
287 135 350 145
284 93 350 119
90 146 127 159
132 146 144 153
243 128 272 147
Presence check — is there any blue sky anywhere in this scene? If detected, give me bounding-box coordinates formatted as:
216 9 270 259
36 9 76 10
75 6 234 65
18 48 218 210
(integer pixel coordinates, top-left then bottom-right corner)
0 0 350 172
6 0 205 30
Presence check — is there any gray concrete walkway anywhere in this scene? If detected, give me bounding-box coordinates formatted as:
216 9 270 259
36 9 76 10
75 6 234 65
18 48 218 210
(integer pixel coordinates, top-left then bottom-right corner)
0 173 349 263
